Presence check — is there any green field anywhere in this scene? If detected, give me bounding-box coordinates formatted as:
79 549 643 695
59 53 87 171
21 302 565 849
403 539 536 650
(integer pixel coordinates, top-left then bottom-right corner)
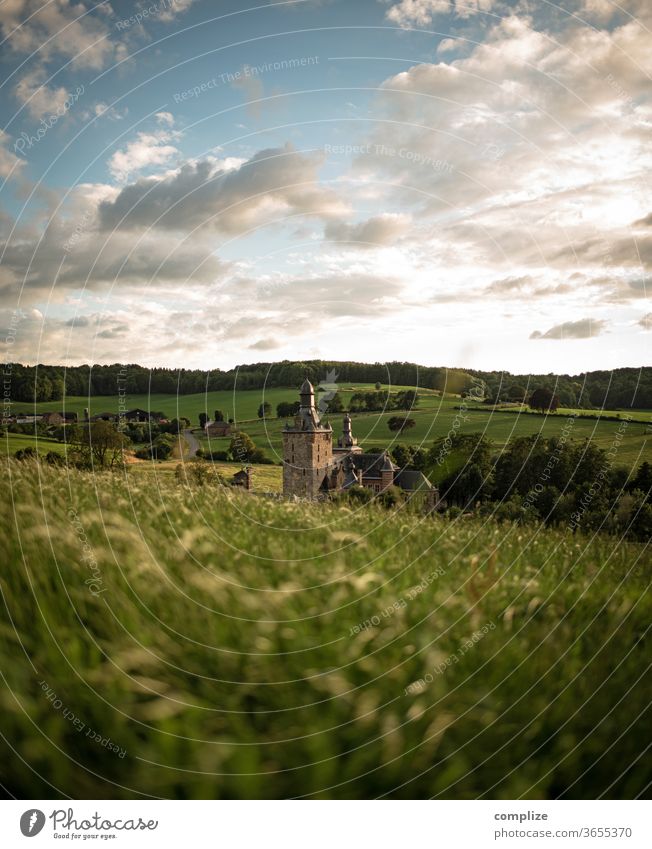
0 462 650 799
200 395 650 471
9 383 438 425
7 387 651 472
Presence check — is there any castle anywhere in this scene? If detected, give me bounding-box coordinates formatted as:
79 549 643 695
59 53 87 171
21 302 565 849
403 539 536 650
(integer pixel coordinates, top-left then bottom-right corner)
282 379 438 505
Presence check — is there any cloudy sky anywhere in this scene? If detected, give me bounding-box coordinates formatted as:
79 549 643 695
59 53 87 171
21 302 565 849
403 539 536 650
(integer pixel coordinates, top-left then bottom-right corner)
0 0 650 373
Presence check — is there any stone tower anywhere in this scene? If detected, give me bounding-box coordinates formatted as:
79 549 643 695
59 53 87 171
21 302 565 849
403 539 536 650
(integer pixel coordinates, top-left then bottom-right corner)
282 379 333 499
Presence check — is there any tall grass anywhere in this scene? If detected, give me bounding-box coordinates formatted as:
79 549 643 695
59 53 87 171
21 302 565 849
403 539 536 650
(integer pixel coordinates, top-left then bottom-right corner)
0 462 650 799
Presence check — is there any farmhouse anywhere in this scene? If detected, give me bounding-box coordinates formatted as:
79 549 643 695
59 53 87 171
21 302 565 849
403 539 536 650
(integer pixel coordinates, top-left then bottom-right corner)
205 420 232 437
282 380 438 505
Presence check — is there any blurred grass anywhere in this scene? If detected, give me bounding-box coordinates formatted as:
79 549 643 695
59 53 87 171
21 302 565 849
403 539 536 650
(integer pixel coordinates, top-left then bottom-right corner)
0 462 650 799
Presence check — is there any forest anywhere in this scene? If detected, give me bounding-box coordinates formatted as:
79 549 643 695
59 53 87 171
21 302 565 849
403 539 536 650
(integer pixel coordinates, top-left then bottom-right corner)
5 360 652 409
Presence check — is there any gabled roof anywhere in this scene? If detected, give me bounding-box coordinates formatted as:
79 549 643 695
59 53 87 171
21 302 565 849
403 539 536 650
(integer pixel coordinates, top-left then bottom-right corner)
394 469 434 492
347 452 396 477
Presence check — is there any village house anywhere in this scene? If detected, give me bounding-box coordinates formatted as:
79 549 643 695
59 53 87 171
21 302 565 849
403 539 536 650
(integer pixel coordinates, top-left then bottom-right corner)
205 420 232 438
282 380 438 505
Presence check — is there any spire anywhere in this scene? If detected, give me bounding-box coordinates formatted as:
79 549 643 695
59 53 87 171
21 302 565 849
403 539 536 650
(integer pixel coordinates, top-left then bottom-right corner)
300 378 315 409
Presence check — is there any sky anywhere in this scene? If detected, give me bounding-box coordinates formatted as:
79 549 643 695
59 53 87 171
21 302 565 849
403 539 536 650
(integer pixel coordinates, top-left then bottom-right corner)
0 0 650 374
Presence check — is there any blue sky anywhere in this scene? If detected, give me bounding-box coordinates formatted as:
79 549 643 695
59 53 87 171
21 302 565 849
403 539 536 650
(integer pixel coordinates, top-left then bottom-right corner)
0 0 650 372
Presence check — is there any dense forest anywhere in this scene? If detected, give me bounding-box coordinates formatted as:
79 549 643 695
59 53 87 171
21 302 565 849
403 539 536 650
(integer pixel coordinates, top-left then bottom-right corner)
5 360 652 409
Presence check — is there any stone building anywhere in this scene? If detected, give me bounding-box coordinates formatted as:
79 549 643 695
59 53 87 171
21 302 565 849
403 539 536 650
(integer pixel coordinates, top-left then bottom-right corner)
282 380 439 506
282 379 334 499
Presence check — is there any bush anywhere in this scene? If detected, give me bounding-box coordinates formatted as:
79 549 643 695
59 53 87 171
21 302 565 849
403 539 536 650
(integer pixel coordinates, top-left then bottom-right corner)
45 451 66 466
14 447 38 461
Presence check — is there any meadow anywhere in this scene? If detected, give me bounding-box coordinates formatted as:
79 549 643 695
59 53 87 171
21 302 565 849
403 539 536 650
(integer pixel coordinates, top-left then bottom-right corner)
6 385 650 473
0 462 650 799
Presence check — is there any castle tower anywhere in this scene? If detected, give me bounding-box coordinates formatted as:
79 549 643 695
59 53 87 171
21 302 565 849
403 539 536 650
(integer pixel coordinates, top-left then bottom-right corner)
282 379 333 499
335 412 361 453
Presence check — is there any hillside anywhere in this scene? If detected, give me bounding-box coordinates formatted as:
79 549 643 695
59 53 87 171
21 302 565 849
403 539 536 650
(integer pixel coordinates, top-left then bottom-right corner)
0 463 650 799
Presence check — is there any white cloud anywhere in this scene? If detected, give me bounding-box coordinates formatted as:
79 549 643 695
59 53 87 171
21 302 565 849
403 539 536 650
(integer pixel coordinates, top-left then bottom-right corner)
385 0 496 27
100 143 349 233
0 131 26 179
108 130 180 183
14 68 71 119
325 213 412 247
530 318 608 339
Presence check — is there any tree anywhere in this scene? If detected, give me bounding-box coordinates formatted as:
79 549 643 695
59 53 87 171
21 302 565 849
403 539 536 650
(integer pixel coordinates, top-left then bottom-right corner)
395 390 419 410
378 485 404 508
528 387 560 414
199 412 208 428
327 392 344 413
507 384 527 402
214 410 225 422
277 401 300 418
71 421 130 468
230 432 257 463
630 461 652 501
257 402 272 419
388 416 416 433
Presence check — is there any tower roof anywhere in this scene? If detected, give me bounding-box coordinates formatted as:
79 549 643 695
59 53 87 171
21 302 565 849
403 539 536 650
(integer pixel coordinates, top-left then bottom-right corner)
382 452 396 472
300 378 314 395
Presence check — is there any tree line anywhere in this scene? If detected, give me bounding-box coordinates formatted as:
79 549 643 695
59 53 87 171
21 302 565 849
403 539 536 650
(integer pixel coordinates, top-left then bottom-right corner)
386 433 651 542
6 360 652 409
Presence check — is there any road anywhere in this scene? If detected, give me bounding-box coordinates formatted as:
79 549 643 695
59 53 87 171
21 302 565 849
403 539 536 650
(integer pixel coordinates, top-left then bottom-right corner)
181 429 201 458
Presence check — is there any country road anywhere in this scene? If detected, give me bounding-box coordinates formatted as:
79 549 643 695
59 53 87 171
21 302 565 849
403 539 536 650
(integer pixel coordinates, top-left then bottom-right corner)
181 429 200 458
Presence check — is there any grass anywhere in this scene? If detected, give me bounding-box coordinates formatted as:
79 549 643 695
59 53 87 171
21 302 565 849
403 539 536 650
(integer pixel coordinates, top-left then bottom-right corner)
9 384 437 426
0 462 650 799
7 387 650 472
128 459 283 493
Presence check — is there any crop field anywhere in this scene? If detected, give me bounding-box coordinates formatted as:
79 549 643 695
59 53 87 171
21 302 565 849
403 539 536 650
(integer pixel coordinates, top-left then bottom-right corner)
0 462 649 799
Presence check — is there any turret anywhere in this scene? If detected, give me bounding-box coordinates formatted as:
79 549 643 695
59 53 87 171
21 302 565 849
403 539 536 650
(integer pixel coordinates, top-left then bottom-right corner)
381 452 396 491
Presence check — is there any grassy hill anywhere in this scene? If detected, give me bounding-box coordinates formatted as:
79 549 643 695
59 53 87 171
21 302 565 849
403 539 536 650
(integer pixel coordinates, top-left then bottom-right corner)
0 463 650 799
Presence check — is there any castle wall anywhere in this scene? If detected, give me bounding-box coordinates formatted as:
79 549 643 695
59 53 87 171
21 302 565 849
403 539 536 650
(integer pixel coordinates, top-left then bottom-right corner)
283 430 333 499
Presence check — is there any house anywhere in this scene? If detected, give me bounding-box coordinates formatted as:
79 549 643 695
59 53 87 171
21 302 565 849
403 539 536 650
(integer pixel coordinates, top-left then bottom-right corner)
282 380 439 506
42 411 78 426
90 411 118 422
205 420 232 438
232 468 253 490
124 408 155 422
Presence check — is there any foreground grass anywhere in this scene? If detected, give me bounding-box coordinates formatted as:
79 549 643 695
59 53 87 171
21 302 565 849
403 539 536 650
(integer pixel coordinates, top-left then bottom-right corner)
0 463 650 799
